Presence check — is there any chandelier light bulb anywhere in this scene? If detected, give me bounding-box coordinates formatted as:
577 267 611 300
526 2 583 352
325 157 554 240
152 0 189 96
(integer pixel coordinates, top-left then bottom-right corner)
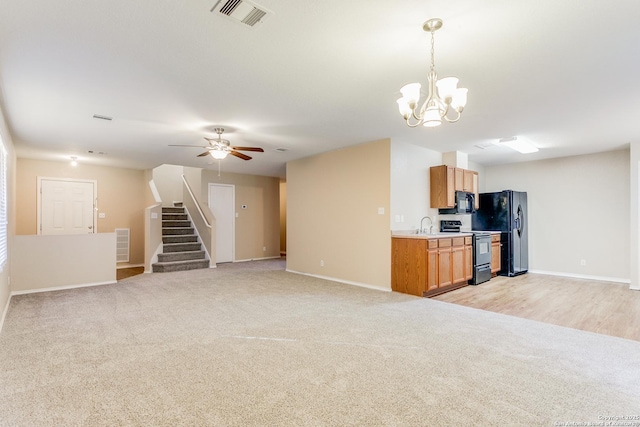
422 105 442 127
435 77 459 101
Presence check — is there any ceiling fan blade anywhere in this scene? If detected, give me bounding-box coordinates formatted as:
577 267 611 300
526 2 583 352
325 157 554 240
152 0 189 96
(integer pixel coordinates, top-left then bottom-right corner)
231 146 264 152
169 144 210 148
230 151 252 160
197 151 212 157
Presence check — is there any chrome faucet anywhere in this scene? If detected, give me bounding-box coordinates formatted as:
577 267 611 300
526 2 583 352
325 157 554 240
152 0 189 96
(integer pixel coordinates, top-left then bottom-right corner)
420 216 433 234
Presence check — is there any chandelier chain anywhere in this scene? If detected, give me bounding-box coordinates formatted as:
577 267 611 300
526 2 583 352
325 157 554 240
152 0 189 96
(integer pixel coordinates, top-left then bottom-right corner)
430 29 435 72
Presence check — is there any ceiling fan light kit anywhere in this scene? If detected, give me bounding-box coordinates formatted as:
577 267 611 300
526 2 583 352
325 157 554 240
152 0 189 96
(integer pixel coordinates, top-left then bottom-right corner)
169 127 264 161
397 18 468 128
209 149 229 159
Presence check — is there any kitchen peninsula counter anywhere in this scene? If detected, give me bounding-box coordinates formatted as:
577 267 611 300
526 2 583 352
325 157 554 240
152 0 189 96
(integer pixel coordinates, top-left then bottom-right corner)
392 230 502 297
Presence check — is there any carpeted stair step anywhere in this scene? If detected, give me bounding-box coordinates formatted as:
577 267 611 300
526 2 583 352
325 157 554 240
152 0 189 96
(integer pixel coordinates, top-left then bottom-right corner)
162 213 188 221
163 227 195 235
152 259 209 273
157 250 205 262
162 220 191 228
163 235 198 244
163 242 202 253
162 207 185 214
155 205 209 273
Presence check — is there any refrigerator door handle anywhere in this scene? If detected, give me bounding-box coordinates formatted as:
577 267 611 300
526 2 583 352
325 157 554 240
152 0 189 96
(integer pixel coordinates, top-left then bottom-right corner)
516 205 524 237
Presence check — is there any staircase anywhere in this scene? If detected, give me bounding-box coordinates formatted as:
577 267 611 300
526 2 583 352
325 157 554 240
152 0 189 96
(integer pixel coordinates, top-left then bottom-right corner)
152 206 209 273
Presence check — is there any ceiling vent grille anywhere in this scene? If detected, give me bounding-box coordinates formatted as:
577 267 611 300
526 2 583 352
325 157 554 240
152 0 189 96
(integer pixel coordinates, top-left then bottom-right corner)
211 0 272 29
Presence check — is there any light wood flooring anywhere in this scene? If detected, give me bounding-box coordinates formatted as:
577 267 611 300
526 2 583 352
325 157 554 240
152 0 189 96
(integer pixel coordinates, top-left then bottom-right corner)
116 267 144 281
433 273 640 342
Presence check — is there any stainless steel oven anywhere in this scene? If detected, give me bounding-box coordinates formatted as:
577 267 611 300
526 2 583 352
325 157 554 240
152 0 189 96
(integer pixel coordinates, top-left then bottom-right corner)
471 233 491 285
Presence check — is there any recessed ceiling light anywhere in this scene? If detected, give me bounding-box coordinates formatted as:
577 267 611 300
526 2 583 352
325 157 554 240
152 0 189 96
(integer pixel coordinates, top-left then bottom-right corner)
496 136 539 154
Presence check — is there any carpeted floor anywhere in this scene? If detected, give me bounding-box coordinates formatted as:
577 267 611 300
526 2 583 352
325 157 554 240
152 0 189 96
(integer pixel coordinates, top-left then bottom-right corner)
1 259 639 426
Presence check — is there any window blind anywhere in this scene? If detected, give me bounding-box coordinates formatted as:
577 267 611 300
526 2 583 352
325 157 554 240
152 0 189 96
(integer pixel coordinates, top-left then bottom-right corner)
0 136 6 271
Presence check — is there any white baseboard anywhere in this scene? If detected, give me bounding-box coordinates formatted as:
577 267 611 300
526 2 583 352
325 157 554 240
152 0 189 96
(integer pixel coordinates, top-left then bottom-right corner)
234 256 282 263
10 280 117 296
0 293 11 334
528 269 631 285
286 269 391 293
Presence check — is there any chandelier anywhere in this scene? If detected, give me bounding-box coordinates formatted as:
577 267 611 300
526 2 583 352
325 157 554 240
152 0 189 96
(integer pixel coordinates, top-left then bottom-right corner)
397 18 468 127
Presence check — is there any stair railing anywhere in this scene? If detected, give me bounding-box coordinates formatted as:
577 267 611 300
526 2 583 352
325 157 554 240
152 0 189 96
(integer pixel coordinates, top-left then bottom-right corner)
181 174 216 267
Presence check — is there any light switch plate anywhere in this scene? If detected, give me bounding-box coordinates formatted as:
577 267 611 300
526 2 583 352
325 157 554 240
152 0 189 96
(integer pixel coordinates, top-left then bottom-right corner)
98 212 106 219
378 207 384 215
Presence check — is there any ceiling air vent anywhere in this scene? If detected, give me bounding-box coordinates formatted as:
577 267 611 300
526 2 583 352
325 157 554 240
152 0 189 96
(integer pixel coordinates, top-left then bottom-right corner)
211 0 272 29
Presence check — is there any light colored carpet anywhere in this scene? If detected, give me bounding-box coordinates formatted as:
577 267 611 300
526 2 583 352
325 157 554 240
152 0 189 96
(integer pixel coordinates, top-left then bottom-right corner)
1 259 639 426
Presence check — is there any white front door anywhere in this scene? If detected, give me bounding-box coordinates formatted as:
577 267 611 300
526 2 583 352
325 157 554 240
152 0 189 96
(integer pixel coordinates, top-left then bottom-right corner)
39 178 96 235
208 184 234 263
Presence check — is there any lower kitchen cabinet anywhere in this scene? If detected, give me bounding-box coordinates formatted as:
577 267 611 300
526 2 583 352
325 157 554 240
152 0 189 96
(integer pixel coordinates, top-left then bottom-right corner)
391 238 426 296
491 234 501 274
464 241 473 280
451 244 466 285
392 235 473 297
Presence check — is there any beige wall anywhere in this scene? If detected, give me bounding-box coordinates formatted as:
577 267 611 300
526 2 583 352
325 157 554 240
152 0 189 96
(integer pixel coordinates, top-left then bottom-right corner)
153 164 183 206
15 159 147 265
12 234 116 292
484 149 630 282
287 139 391 290
200 170 281 261
279 180 286 254
631 142 640 290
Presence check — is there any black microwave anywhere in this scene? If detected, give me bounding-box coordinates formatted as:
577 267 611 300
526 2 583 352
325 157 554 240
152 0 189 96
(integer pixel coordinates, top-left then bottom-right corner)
439 191 476 215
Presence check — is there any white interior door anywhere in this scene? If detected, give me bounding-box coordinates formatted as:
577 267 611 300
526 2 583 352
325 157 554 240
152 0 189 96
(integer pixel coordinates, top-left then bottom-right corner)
40 178 96 235
208 184 235 263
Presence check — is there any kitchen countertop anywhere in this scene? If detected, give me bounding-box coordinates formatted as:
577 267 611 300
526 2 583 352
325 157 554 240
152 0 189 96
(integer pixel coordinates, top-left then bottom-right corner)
391 230 500 240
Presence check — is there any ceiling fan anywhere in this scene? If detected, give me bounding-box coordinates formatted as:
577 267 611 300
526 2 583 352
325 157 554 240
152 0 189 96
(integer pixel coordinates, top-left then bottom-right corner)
169 127 264 160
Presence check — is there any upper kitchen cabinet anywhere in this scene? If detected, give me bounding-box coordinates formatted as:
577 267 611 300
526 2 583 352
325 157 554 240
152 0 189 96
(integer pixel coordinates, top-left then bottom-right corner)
430 165 456 208
430 165 479 209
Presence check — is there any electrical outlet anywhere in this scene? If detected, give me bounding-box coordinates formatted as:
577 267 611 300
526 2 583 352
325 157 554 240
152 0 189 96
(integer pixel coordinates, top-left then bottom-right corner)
263 246 266 252
320 260 324 267
580 259 586 266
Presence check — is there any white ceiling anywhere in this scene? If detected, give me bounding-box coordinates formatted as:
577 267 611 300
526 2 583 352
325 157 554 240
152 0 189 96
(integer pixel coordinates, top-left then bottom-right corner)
0 0 638 178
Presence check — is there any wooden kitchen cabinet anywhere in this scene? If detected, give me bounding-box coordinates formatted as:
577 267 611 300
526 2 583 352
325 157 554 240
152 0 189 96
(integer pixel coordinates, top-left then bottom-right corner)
472 171 479 209
392 235 473 297
451 245 465 285
464 243 473 280
430 165 480 209
430 165 456 208
491 234 501 274
391 238 427 296
437 238 453 287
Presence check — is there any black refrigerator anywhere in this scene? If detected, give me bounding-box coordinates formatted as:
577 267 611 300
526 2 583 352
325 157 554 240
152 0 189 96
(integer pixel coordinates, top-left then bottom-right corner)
472 190 528 277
